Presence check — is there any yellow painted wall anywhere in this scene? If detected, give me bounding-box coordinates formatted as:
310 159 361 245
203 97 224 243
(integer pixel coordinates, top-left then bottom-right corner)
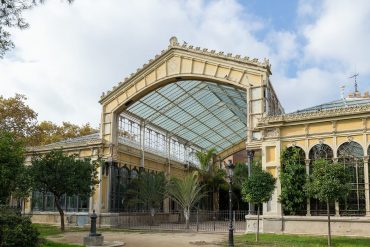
281 140 305 150
308 122 332 134
281 125 305 137
336 119 362 132
337 135 363 146
308 137 334 149
266 167 277 177
266 146 276 163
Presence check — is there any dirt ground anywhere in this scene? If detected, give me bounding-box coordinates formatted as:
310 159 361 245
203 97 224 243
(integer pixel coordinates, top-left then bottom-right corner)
47 231 230 247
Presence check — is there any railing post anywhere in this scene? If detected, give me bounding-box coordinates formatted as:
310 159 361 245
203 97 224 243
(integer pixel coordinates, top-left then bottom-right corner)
233 211 235 232
196 210 199 232
213 211 216 231
128 213 131 229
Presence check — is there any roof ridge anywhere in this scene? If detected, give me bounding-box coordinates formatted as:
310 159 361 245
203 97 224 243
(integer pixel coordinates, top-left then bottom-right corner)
100 36 271 102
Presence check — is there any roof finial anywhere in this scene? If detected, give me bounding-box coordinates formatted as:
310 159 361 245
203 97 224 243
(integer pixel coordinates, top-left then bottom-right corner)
169 36 179 46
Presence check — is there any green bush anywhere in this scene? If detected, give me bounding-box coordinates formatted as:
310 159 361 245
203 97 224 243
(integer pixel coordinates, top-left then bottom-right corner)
0 207 40 247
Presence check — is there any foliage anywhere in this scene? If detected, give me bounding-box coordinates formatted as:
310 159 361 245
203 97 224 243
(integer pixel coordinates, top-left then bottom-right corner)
30 121 98 146
0 0 73 58
0 206 39 247
195 148 225 210
233 162 249 190
0 94 97 146
305 159 351 247
30 150 100 231
235 233 370 247
0 94 38 141
279 147 307 215
241 165 276 205
166 172 205 229
241 164 276 242
305 159 351 203
127 171 166 212
0 130 29 204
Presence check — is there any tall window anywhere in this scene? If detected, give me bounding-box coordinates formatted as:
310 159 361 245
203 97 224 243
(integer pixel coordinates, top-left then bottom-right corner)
31 191 89 212
337 141 365 216
110 165 130 212
170 139 185 162
118 116 141 143
309 144 335 215
144 127 166 154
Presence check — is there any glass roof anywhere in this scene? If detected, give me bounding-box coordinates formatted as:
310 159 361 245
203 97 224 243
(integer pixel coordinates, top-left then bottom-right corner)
127 80 247 152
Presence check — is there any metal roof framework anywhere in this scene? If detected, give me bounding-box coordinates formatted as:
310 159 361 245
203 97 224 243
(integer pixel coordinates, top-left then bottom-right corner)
126 80 247 152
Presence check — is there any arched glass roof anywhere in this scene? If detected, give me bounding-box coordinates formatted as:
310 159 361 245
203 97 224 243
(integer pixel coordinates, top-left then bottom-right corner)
126 80 247 152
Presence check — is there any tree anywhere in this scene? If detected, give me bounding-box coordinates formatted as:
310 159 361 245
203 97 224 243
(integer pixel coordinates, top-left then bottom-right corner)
127 171 166 217
29 120 98 146
0 130 28 204
241 164 276 242
30 150 99 231
305 159 351 247
0 0 73 58
166 172 205 229
0 94 38 141
195 148 225 210
0 94 97 146
279 147 307 215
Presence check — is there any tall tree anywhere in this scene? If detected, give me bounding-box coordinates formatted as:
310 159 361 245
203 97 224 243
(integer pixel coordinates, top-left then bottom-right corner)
0 131 28 204
0 0 73 58
241 164 276 242
166 172 205 229
29 120 97 146
195 148 225 210
279 147 307 215
30 150 99 231
305 159 351 247
0 94 38 141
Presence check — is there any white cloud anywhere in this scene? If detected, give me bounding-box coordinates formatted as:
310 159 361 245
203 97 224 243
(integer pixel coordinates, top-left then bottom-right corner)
1 0 270 126
1 0 370 124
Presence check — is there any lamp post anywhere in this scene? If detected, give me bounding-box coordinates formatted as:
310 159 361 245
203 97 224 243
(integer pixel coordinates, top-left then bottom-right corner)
225 160 235 247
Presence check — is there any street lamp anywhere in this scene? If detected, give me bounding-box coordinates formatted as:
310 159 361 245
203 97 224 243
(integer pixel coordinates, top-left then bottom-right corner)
225 160 235 247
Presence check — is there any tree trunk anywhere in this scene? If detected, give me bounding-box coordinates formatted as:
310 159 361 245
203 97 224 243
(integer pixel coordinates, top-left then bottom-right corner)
256 205 260 242
327 200 331 247
54 196 65 231
184 208 190 229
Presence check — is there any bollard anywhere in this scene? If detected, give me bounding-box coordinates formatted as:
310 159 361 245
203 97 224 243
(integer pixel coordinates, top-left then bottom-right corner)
89 210 101 236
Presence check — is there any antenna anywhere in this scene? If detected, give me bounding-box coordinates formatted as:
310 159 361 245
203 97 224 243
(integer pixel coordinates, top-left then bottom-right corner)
349 73 360 93
340 85 347 107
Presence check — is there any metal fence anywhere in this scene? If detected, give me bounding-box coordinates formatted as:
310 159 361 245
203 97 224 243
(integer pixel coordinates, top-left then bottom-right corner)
99 210 248 232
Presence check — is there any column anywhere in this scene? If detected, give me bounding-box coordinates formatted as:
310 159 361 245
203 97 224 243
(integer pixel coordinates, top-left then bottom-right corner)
305 159 311 216
140 121 145 168
247 150 255 214
364 156 370 216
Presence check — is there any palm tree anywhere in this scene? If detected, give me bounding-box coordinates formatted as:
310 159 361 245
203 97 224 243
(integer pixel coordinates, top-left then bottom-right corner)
166 172 205 229
195 148 225 211
128 171 166 216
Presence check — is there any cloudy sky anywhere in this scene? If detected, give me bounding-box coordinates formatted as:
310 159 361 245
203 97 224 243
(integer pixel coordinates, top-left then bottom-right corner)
1 0 370 127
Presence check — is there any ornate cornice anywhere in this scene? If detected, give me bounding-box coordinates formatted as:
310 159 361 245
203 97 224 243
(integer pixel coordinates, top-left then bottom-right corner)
26 139 103 153
99 36 271 102
259 103 370 126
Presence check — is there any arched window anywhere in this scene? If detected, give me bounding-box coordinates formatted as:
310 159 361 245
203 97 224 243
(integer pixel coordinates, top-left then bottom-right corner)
309 144 335 216
337 141 365 216
110 165 130 212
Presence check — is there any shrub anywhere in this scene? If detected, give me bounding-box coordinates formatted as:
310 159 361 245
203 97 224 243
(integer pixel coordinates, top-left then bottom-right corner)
0 206 39 247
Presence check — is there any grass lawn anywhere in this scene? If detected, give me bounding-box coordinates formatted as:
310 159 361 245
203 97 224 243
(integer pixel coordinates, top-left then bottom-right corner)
34 224 84 247
235 233 370 247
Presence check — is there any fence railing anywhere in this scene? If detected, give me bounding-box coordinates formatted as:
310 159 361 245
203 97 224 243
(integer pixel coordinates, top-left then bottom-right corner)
99 210 248 232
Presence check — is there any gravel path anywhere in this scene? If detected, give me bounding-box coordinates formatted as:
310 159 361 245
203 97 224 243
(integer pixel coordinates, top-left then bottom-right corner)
47 231 229 247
